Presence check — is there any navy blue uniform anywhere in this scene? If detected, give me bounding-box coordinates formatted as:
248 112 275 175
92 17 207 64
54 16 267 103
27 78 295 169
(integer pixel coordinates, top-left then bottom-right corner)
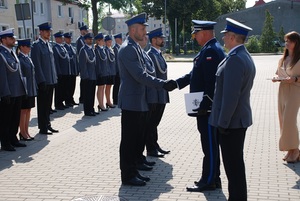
176 38 225 186
78 44 97 115
104 46 116 84
0 45 27 148
146 47 169 152
118 36 165 182
64 43 79 105
112 43 121 104
31 38 57 133
76 35 85 103
95 45 109 84
18 52 37 108
53 43 70 108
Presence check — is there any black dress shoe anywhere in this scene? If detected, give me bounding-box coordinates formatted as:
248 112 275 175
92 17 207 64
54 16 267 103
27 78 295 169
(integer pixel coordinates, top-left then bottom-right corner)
147 150 165 157
51 109 57 113
106 103 116 108
157 147 170 154
85 113 96 116
122 176 146 186
194 181 222 189
39 130 53 135
93 111 100 115
55 106 65 110
136 163 153 171
12 142 27 147
137 173 150 182
186 182 216 192
1 145 16 151
72 101 79 105
144 159 156 166
48 127 59 133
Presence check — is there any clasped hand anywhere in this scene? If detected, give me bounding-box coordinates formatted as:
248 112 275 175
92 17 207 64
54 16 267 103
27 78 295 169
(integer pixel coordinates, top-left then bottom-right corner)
163 80 177 91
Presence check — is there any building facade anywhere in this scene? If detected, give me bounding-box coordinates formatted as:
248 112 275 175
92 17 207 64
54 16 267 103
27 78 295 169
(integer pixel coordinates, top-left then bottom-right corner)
0 0 87 42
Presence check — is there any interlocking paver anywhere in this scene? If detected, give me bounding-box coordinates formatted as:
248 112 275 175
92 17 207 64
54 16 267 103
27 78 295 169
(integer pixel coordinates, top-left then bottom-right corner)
0 55 300 201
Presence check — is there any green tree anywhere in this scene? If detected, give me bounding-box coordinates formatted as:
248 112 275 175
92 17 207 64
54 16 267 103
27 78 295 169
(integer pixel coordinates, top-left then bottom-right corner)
260 10 277 53
278 26 285 44
139 0 246 52
246 35 261 53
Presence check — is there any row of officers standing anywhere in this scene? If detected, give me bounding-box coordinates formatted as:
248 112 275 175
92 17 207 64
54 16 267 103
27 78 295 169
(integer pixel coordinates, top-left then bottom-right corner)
0 21 170 162
0 22 126 150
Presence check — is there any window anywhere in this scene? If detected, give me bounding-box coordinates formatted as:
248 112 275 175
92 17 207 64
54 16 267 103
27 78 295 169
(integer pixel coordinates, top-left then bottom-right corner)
18 27 23 38
33 1 36 13
0 0 6 8
58 5 62 17
154 24 156 28
0 25 8 31
68 7 73 18
27 28 30 38
40 2 44 14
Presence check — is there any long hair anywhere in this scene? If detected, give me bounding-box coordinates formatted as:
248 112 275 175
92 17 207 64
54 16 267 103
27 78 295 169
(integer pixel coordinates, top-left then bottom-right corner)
280 31 300 68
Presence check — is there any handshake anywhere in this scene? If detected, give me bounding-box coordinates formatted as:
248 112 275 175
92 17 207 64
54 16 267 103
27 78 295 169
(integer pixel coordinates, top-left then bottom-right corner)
163 80 177 91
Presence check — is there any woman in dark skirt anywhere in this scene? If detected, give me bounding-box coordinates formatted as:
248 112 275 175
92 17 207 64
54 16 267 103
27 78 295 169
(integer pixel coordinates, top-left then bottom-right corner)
95 33 109 112
104 35 116 108
17 39 37 141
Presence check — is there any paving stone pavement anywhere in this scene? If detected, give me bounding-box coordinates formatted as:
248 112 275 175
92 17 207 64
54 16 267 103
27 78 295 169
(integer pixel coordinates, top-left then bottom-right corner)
0 55 300 201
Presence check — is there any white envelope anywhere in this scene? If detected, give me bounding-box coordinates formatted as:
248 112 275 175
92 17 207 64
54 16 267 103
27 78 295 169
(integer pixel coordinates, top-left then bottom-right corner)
184 92 204 114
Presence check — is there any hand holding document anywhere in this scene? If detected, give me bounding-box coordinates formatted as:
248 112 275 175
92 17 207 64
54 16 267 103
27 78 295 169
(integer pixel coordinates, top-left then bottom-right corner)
184 92 204 114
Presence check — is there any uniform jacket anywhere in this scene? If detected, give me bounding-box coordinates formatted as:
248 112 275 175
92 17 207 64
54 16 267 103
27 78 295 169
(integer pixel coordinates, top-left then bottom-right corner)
78 44 96 80
18 53 37 97
148 46 169 104
31 38 57 85
95 45 109 77
113 43 120 74
143 49 158 104
118 36 165 111
209 45 256 129
76 35 85 55
0 45 26 97
64 43 79 76
176 38 225 111
53 43 70 76
105 46 116 76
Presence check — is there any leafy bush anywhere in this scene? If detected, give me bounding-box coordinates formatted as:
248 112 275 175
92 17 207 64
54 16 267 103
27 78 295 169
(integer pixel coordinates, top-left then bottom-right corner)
246 35 261 53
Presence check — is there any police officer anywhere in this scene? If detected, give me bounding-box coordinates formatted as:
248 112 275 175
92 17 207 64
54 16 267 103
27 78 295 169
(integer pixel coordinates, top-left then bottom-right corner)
53 31 71 110
78 33 97 116
17 38 37 141
118 13 177 186
175 20 226 192
63 32 79 106
209 18 255 201
31 22 58 135
146 28 170 158
94 32 109 112
0 28 27 151
104 35 116 108
76 25 89 104
112 33 122 105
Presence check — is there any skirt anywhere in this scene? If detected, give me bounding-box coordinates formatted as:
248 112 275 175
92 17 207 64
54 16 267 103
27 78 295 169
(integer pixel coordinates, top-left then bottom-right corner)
21 96 36 109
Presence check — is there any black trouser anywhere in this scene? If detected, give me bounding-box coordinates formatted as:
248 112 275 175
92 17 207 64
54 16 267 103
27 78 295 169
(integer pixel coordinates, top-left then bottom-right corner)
112 73 120 105
55 75 68 108
120 110 147 182
219 128 247 201
0 97 22 147
146 104 166 152
79 79 84 103
65 75 77 104
82 79 96 115
197 115 220 185
37 85 53 131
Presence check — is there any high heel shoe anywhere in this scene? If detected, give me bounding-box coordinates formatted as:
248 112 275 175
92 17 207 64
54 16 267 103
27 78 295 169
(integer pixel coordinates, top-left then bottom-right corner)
106 103 116 108
97 105 108 112
19 133 33 141
286 150 300 163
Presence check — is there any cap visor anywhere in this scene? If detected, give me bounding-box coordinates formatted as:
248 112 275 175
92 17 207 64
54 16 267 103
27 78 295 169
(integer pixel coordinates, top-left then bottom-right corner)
220 30 228 34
